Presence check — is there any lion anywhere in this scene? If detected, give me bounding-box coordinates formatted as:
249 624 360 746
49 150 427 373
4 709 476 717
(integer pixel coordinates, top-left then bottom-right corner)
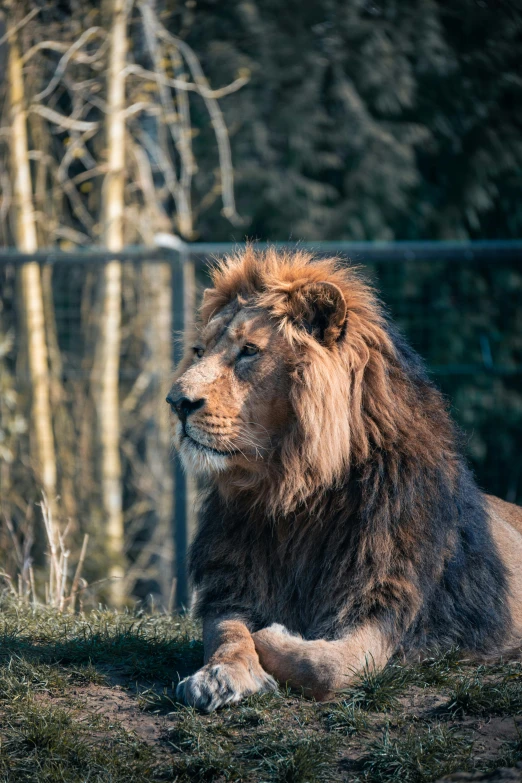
167 247 522 713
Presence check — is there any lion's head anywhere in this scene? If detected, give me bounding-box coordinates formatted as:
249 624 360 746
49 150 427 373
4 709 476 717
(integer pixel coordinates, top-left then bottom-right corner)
167 247 440 514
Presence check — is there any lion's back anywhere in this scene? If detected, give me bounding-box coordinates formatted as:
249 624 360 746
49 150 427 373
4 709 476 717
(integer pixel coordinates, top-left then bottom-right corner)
486 494 522 641
486 494 522 537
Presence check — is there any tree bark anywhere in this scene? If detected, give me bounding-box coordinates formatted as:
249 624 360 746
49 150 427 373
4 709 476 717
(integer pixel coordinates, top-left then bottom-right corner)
99 0 128 607
143 262 174 601
7 15 57 511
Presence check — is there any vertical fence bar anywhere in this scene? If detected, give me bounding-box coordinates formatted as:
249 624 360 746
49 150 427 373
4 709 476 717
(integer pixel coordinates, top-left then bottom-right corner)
171 247 196 610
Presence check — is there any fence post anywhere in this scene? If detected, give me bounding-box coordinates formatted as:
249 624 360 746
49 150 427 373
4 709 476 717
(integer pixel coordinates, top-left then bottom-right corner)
171 247 196 611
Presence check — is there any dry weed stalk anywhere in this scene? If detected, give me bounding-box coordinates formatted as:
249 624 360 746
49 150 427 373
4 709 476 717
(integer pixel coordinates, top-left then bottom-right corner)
1 493 89 611
39 493 89 611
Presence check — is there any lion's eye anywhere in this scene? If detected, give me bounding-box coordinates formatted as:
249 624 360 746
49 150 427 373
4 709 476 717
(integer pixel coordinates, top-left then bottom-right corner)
239 343 260 358
193 346 205 359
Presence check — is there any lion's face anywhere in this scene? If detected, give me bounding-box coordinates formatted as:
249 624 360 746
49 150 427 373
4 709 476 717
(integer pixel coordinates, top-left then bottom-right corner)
167 301 293 476
166 249 396 511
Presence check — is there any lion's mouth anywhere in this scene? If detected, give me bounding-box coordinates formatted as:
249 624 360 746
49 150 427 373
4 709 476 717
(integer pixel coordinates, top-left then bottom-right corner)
182 431 239 457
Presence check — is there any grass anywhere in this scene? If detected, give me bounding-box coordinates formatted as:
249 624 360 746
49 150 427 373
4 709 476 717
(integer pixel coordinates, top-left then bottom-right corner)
358 723 476 783
1 701 161 783
340 660 410 712
444 669 522 716
0 594 521 782
0 596 203 680
324 700 370 736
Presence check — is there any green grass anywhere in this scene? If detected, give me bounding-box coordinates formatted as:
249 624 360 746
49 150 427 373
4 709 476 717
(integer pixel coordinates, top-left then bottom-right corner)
358 724 476 783
445 669 522 716
1 704 161 782
403 648 468 687
0 593 521 782
496 732 522 768
340 661 410 712
324 700 370 736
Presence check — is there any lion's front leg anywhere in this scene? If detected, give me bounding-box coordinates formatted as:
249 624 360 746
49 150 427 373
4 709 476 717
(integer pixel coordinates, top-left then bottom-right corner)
252 622 393 701
176 617 277 712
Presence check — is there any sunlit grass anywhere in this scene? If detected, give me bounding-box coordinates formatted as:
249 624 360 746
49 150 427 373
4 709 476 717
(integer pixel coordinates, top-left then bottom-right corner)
445 670 522 717
0 594 521 782
358 723 476 783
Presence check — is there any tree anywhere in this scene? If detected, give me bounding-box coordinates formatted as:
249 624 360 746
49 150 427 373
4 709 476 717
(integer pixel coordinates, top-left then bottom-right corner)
97 0 128 607
0 0 247 606
5 3 58 519
170 0 522 242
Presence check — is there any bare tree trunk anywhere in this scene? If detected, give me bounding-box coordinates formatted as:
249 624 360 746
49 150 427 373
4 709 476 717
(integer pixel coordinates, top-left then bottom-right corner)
99 0 128 607
41 265 78 528
7 16 57 512
142 262 174 602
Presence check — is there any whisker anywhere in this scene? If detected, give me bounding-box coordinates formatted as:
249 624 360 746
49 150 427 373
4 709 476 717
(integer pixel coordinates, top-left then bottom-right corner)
239 421 273 438
223 435 252 463
235 435 267 460
236 430 269 452
237 421 274 448
236 436 266 452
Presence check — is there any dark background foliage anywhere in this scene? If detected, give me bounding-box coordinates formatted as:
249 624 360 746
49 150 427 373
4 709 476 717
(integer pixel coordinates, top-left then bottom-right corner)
166 0 522 242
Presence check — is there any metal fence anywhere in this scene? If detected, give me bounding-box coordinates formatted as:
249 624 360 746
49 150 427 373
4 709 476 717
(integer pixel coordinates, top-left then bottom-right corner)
1 240 521 609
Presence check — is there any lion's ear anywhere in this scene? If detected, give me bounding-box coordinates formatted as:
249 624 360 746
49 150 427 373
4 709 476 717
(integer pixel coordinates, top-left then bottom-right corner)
291 281 347 346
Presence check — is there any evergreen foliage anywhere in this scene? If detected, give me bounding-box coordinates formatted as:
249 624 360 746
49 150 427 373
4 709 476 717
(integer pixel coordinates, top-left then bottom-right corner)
170 0 522 241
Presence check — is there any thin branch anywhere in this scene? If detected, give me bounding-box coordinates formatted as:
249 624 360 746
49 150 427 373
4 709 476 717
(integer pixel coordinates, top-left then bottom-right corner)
22 33 109 67
71 165 107 186
52 225 92 245
22 41 75 61
66 76 108 114
34 28 105 102
40 493 60 606
155 21 243 222
0 8 39 47
29 105 99 132
58 550 69 611
29 566 37 606
128 137 168 236
136 3 193 234
3 515 23 567
56 129 99 231
123 61 248 99
0 171 12 223
124 101 161 119
123 62 195 91
169 47 195 205
132 126 186 217
69 534 89 613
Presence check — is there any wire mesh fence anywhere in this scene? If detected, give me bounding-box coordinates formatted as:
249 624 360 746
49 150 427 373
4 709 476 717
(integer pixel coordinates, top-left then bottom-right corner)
1 241 521 609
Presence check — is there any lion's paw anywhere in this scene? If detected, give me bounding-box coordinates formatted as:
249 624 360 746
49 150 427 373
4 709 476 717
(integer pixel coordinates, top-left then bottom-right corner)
176 660 277 712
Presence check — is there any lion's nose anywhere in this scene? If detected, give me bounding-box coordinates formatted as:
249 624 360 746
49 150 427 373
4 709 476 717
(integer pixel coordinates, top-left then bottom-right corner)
166 394 206 422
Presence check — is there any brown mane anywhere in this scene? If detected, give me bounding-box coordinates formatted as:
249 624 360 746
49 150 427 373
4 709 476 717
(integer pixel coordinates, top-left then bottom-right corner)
202 246 455 515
